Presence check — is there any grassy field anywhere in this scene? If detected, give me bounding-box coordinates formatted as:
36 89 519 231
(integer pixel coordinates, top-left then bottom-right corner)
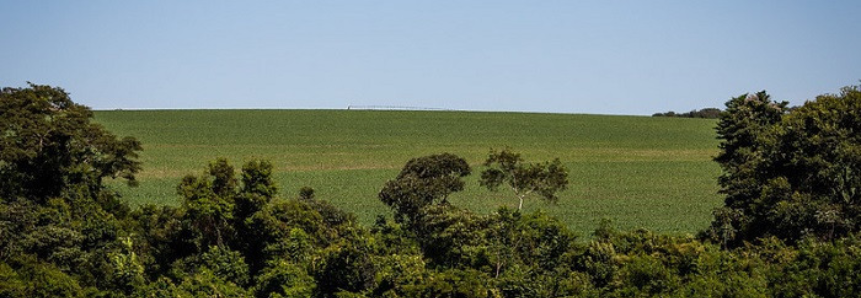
94 110 722 237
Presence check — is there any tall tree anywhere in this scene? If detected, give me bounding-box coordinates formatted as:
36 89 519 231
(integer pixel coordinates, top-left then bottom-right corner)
0 83 142 202
480 148 569 210
707 91 787 246
378 153 471 225
714 91 787 201
707 85 861 245
0 83 142 296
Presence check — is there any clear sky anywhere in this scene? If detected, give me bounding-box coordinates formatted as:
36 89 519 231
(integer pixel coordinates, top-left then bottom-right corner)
2 1 859 115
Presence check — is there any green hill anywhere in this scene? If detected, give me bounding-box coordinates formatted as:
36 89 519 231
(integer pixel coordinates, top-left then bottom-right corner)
94 110 721 236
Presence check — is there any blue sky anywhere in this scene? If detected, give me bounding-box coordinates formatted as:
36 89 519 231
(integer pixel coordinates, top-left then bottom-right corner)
2 1 859 115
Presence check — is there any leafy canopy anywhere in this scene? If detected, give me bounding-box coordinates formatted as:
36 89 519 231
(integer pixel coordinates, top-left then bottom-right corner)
0 83 141 202
480 148 569 210
707 85 861 246
379 153 471 225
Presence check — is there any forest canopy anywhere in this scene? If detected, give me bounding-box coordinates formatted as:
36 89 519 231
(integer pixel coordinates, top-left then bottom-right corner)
2 83 861 297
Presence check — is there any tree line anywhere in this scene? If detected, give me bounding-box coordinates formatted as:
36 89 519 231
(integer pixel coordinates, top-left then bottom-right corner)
652 108 721 119
1 83 861 297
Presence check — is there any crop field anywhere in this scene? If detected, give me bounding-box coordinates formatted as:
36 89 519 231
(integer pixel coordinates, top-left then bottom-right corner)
94 110 722 237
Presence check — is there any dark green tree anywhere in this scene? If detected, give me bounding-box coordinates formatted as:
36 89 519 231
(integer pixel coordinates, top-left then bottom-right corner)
0 257 86 298
0 83 142 296
313 238 376 298
0 83 141 203
714 91 787 193
298 186 315 201
480 148 569 210
707 91 788 246
233 160 278 229
253 259 314 298
241 191 356 276
379 153 471 225
177 160 236 250
707 85 861 245
170 245 250 288
176 158 280 253
486 208 577 278
410 204 489 268
402 268 490 298
127 205 188 279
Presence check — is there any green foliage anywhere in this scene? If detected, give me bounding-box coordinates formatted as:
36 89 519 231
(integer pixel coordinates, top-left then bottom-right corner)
713 91 788 171
176 158 284 254
0 83 141 202
482 207 578 281
173 268 250 298
128 158 363 296
243 197 356 277
6 150 861 298
481 148 569 210
369 252 426 298
299 186 316 200
0 195 128 291
616 255 680 296
108 237 144 294
0 257 85 298
171 245 250 287
575 240 618 288
254 260 314 298
9 83 861 297
238 160 278 213
777 237 861 298
0 84 142 294
402 268 490 298
0 262 26 297
178 171 236 250
133 277 183 298
708 85 861 245
379 153 471 225
314 238 377 298
126 205 187 278
408 205 488 268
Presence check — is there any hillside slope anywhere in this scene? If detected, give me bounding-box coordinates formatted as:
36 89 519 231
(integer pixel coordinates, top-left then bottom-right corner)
95 110 721 235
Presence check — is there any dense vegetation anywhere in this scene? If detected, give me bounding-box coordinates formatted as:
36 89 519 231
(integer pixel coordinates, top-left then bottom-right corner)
705 87 861 247
93 108 722 235
2 83 861 297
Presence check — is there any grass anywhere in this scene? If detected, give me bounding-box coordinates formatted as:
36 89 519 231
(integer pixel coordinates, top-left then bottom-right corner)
94 110 722 237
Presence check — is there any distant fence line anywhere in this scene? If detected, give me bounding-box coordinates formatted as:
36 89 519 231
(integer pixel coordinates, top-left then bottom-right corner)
347 105 453 111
